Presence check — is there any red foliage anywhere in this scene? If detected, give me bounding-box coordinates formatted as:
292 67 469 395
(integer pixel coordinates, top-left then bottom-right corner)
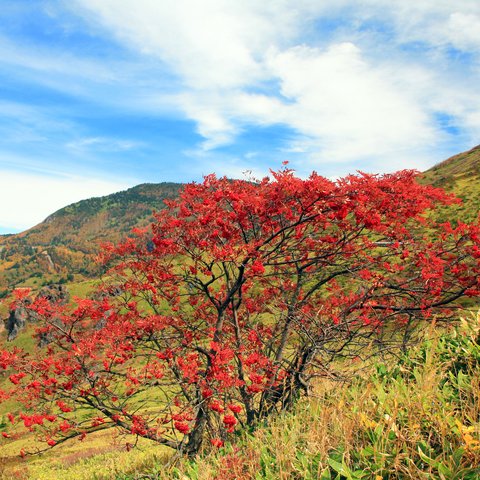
174 421 191 434
1 167 479 455
210 438 224 448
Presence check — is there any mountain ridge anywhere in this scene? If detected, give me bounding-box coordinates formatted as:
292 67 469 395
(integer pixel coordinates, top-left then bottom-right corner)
425 144 480 179
1 145 479 293
0 182 182 293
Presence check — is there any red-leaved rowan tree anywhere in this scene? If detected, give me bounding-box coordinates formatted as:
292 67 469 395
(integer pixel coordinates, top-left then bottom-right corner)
1 168 480 455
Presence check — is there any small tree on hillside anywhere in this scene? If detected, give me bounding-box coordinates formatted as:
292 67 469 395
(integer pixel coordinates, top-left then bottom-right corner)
1 168 480 456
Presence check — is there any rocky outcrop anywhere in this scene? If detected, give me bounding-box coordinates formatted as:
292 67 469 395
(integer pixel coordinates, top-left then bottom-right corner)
90 286 123 330
37 284 69 304
39 250 57 273
4 284 69 341
5 299 33 341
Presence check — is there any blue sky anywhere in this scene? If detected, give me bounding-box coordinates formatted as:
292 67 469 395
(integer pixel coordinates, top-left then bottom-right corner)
1 1 480 233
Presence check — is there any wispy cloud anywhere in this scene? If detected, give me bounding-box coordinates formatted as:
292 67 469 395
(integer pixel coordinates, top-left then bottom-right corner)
66 137 144 153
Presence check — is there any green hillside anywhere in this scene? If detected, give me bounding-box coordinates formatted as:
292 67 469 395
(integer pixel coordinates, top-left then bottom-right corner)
421 144 480 223
0 183 181 293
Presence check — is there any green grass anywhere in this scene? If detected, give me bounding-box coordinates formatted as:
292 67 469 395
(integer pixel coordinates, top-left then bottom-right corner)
67 278 98 298
420 145 480 224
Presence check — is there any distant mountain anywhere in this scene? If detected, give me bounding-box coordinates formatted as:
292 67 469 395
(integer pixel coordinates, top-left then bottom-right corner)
0 183 182 293
1 145 479 295
421 144 480 223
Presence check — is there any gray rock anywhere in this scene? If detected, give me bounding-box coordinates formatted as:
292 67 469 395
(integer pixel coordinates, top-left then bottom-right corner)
5 301 31 341
4 284 69 341
37 284 70 304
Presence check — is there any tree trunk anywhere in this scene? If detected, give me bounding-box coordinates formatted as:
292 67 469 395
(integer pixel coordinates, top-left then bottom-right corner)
185 406 207 457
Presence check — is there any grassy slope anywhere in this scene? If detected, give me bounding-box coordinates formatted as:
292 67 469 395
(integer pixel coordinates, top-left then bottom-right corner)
2 314 478 479
165 315 480 480
420 144 480 223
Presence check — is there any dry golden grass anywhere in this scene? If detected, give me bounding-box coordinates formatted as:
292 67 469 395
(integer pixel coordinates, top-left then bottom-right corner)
158 314 480 480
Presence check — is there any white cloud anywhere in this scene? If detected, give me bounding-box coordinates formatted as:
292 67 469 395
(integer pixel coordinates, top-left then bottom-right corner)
369 1 480 51
66 137 143 152
444 12 480 51
67 0 480 171
73 0 271 89
266 43 436 164
177 90 286 150
0 170 131 232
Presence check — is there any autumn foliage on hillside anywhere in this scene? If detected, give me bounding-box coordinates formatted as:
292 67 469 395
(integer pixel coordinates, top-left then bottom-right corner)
1 168 480 456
